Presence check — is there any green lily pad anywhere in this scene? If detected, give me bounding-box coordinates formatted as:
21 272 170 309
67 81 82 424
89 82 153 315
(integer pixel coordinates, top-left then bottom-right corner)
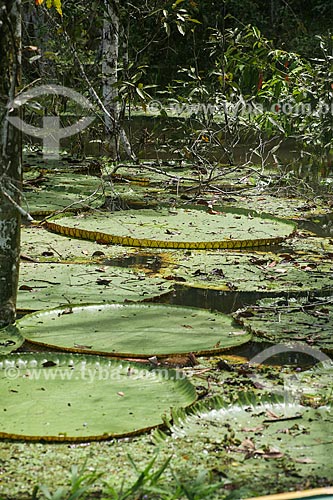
17 263 171 311
234 296 333 351
98 183 160 206
21 225 136 262
168 250 333 294
23 172 158 216
223 194 329 219
21 225 172 270
155 393 333 480
17 303 250 356
23 173 105 215
45 207 295 249
0 353 196 441
0 325 24 355
284 235 333 257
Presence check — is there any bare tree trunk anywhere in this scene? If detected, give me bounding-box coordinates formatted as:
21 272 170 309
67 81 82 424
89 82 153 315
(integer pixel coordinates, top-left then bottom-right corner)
102 0 135 160
0 0 22 327
102 0 119 135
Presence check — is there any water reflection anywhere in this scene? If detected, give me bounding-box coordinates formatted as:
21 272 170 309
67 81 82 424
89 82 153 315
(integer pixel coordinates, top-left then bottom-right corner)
103 254 163 273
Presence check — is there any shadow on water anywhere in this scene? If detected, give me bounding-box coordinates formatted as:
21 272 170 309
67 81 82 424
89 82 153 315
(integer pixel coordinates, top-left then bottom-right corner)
103 254 164 273
230 342 326 367
160 283 332 315
161 285 268 313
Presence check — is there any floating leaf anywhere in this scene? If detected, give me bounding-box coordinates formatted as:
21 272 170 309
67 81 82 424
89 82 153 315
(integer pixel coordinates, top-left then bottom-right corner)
285 235 333 256
17 303 250 356
168 250 333 294
155 393 333 480
17 263 171 311
291 361 333 404
234 296 333 351
23 173 104 215
103 162 247 192
223 194 329 219
21 225 147 262
23 172 157 215
0 353 196 441
45 207 295 249
243 487 333 500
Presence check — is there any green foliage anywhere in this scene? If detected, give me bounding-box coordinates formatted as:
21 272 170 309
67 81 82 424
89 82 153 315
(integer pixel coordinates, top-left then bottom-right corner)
170 469 221 500
22 1 332 167
45 207 295 249
32 462 102 500
165 22 332 167
18 263 171 311
32 454 222 500
105 454 173 499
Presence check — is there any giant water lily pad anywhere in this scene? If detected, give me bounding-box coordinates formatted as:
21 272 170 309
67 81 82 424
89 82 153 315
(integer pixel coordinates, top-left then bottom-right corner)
23 172 157 215
283 235 333 257
17 263 171 311
21 225 136 262
243 489 333 500
155 394 333 480
0 353 196 441
23 173 105 215
22 226 171 269
234 296 333 351
17 303 250 356
223 194 329 219
45 207 295 249
167 250 333 294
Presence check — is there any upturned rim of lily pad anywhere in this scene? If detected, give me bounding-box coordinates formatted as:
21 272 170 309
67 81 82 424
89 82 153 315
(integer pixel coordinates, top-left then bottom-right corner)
0 352 197 441
16 302 251 358
44 205 296 250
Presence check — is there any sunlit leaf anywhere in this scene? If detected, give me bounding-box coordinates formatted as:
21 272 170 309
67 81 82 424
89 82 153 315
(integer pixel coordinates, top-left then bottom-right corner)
17 303 250 356
18 263 172 311
45 207 296 250
234 296 333 351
